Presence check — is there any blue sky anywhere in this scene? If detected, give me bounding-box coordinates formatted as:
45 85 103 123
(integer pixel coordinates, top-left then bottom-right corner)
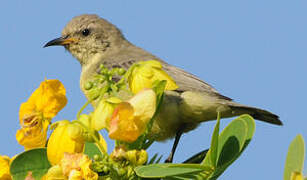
1 1 307 179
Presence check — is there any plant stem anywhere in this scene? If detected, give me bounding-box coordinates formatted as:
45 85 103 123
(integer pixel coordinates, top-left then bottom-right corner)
77 101 91 119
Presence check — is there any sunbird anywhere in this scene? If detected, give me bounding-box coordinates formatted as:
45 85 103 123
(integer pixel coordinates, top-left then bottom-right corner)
44 14 281 162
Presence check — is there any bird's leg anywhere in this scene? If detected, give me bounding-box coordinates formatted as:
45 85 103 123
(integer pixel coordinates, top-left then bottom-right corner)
165 125 185 163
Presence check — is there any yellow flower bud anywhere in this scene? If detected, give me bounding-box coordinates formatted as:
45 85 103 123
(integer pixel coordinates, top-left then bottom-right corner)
92 97 121 130
126 150 148 166
128 60 178 94
44 165 65 180
137 150 148 165
291 172 304 180
47 121 85 165
67 123 84 142
126 150 138 165
110 146 127 161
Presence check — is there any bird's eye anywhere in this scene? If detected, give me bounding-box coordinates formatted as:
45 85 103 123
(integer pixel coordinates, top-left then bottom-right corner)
82 29 90 36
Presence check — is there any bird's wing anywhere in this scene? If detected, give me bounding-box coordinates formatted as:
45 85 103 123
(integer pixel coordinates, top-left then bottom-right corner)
160 62 232 100
161 62 217 93
99 46 232 101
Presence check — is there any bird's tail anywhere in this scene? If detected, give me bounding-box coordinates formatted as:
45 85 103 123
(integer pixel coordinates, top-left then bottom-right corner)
229 105 282 125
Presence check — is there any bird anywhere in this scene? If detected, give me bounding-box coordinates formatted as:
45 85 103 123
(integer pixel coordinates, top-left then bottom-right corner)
44 14 282 162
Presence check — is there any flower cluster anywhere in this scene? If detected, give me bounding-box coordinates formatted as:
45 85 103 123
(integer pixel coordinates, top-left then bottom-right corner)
0 59 284 180
1 60 178 179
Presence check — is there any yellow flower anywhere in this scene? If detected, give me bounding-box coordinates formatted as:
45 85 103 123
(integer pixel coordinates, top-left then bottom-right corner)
0 155 11 180
61 153 98 180
128 60 178 94
47 121 84 165
44 153 98 180
91 97 121 130
16 79 67 150
109 89 156 142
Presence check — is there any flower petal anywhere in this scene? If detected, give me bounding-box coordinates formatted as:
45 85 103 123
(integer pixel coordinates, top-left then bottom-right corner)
61 153 98 180
128 89 156 128
36 80 67 119
16 117 49 150
19 102 36 125
109 102 141 142
20 80 67 122
109 89 156 143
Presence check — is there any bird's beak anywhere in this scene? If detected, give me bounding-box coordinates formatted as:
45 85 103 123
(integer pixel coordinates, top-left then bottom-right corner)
44 36 78 48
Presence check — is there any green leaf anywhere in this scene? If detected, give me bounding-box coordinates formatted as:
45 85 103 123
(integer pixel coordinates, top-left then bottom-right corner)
212 115 255 180
202 118 246 166
10 148 51 180
202 115 255 179
155 155 163 164
167 172 212 180
148 153 159 164
152 80 167 112
220 115 255 162
239 115 256 141
284 134 305 180
84 142 103 159
135 164 212 178
165 175 194 180
183 149 208 164
210 113 221 167
216 119 247 165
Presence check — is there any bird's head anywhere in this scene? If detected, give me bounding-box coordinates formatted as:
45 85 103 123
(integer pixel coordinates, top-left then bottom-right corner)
44 14 126 65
